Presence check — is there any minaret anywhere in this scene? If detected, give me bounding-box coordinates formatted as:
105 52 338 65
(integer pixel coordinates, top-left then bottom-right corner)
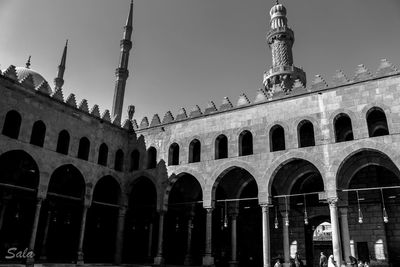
54 40 68 90
26 55 31 69
263 1 306 94
112 0 133 121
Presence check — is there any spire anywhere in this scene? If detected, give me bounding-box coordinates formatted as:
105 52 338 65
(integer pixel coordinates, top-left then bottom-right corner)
112 0 134 122
263 2 306 95
54 40 68 90
26 55 31 69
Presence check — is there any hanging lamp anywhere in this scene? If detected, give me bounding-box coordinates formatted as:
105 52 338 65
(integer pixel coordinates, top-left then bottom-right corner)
380 189 389 223
284 196 289 226
274 205 279 229
356 191 363 224
303 194 309 225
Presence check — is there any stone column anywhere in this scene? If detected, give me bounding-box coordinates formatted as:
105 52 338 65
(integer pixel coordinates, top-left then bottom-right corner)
0 197 10 232
154 210 165 265
282 211 290 267
261 204 271 267
147 221 154 261
184 209 195 266
328 198 342 267
203 207 214 266
339 207 351 266
114 205 127 265
229 208 238 267
26 197 43 267
76 203 90 265
40 204 53 260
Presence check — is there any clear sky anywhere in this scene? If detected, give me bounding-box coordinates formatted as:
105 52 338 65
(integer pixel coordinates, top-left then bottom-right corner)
1 0 400 122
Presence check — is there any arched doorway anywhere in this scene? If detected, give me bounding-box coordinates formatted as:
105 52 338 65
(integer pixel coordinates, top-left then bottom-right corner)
212 167 260 267
44 164 85 263
0 150 39 263
123 177 157 264
270 159 327 267
84 176 121 263
165 173 204 266
337 149 400 266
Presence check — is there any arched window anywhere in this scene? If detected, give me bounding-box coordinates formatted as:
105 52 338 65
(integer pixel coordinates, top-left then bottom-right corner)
215 134 228 159
30 120 46 147
334 113 354 142
77 137 90 160
270 125 285 152
130 149 140 171
298 120 315 148
114 149 124 171
366 107 389 137
98 143 108 166
239 130 253 156
56 130 70 155
168 143 180 166
147 147 157 169
2 110 22 139
189 139 201 163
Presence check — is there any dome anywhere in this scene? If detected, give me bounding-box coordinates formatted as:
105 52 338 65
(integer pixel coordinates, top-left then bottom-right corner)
14 67 52 92
270 3 287 18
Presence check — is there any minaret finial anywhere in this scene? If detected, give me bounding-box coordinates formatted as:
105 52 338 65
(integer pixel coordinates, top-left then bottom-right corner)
112 0 134 122
54 40 68 90
276 0 279 4
26 55 31 69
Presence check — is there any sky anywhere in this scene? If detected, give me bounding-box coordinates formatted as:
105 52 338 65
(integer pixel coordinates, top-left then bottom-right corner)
1 0 400 122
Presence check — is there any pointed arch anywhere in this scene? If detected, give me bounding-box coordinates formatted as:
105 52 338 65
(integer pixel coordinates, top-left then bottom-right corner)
147 146 157 169
334 113 354 142
78 137 90 160
114 149 124 171
298 120 315 148
270 124 285 151
189 139 201 163
98 143 108 166
56 130 70 155
168 143 180 166
30 120 46 147
239 130 253 156
130 149 140 171
2 110 22 139
366 107 389 137
215 134 228 159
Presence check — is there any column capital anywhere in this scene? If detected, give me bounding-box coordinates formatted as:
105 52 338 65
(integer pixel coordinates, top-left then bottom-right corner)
327 197 338 207
118 205 128 217
204 207 214 213
338 206 348 214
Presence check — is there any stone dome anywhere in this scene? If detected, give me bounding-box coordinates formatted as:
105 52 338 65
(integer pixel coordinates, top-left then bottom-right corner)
14 67 51 90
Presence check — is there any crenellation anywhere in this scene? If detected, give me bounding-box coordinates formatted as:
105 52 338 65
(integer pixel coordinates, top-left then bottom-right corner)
90 104 101 117
204 101 218 114
175 107 188 121
237 93 251 106
36 80 51 95
376 59 399 77
189 105 202 118
78 99 89 113
65 93 77 108
20 73 35 90
101 109 111 122
2 65 18 81
122 119 133 131
254 88 270 103
311 74 328 91
353 64 373 82
219 96 233 111
332 69 350 86
140 116 149 128
132 119 138 129
162 111 174 124
112 114 121 126
150 114 161 127
52 87 64 102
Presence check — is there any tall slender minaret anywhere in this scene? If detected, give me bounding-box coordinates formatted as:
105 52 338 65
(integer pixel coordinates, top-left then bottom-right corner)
54 40 68 90
263 1 306 94
112 0 133 121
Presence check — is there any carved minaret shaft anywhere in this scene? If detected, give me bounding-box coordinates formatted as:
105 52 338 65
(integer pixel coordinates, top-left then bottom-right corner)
112 0 133 121
54 40 68 90
263 1 306 94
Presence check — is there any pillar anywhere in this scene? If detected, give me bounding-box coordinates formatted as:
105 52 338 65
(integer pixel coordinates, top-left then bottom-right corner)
76 203 90 265
154 210 165 265
282 211 290 267
339 207 351 266
40 204 53 260
184 210 195 266
147 221 154 261
26 197 43 267
328 198 342 267
203 207 214 266
261 204 271 267
114 205 127 265
229 208 238 267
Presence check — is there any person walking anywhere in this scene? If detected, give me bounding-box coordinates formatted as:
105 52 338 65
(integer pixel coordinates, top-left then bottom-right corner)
328 255 337 267
320 252 328 267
